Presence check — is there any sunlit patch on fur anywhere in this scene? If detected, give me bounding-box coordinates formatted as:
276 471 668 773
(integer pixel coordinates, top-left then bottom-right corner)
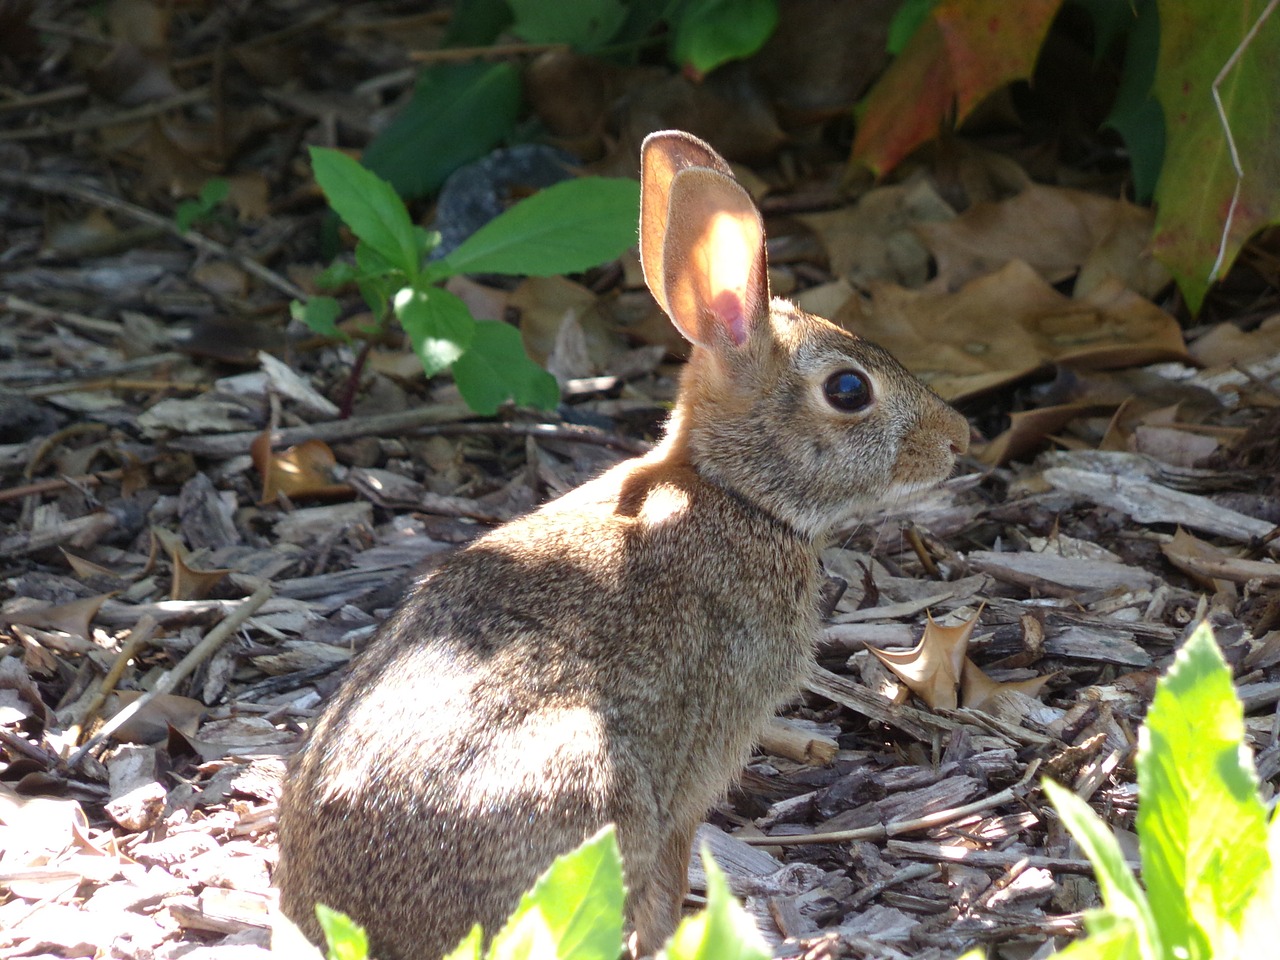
640 484 692 526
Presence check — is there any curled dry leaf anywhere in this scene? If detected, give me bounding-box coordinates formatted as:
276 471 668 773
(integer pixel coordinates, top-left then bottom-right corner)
1161 527 1280 587
151 527 229 601
249 431 352 504
916 184 1167 296
838 260 1190 402
960 660 1052 713
2 593 114 641
867 612 976 711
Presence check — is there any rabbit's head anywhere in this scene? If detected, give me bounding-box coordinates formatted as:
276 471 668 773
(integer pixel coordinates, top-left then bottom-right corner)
640 131 969 540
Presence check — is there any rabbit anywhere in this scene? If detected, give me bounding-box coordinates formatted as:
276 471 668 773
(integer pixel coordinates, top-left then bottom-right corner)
275 130 970 960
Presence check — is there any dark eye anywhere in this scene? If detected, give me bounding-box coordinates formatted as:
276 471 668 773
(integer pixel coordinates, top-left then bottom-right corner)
824 370 872 412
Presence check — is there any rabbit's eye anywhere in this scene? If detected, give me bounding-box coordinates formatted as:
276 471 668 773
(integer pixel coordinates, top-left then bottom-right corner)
824 370 872 412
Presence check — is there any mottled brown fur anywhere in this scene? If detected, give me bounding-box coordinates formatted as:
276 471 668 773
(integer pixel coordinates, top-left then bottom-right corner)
275 131 969 960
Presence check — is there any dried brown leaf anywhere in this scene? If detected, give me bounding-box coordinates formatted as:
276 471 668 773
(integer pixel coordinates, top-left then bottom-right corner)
867 612 979 710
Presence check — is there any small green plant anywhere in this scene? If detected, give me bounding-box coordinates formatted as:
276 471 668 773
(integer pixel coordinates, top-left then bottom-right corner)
1043 621 1279 960
365 1 780 197
296 147 639 415
315 826 770 960
175 177 229 231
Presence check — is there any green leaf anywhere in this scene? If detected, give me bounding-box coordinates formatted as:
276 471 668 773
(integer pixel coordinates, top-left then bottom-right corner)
451 320 560 415
291 296 346 341
395 285 476 378
362 62 520 200
444 0 513 47
1042 780 1161 960
1103 0 1163 203
887 0 940 55
315 904 369 960
441 925 484 960
670 0 779 76
508 0 628 50
309 147 420 279
441 177 640 278
175 177 229 231
316 260 360 291
659 846 769 960
1137 621 1271 957
1049 916 1145 960
1238 812 1280 958
1151 0 1280 313
488 825 625 960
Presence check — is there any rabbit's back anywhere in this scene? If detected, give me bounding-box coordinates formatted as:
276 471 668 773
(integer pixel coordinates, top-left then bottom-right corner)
276 456 819 959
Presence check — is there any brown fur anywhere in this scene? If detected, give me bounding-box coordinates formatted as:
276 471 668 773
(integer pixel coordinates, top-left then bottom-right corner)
275 131 969 960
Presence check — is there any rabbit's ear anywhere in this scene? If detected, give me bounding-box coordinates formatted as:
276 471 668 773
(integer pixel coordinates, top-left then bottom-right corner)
660 166 768 348
640 131 733 318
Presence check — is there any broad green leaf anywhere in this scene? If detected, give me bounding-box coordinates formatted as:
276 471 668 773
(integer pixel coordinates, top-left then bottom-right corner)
395 285 476 378
316 259 359 291
659 847 769 960
451 320 560 415
1042 780 1160 960
1151 0 1280 313
1049 917 1145 960
1073 0 1145 58
886 0 939 55
362 62 520 200
670 0 779 77
291 296 346 341
315 904 369 960
1103 0 1162 203
441 177 640 278
1238 813 1280 958
310 147 420 279
441 925 483 960
508 0 628 50
1137 621 1270 957
488 826 625 960
853 0 1065 175
444 0 513 46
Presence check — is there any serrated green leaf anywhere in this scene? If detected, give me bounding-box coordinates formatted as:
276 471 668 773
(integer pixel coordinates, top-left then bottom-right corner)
441 177 639 279
291 296 346 341
310 147 420 279
315 904 369 960
488 826 625 960
395 285 476 378
362 62 520 200
509 0 628 50
671 0 779 76
451 320 560 415
1137 621 1270 957
441 925 483 960
1042 780 1160 960
659 847 769 960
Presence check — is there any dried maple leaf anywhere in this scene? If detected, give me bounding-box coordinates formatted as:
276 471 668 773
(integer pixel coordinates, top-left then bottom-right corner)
151 528 229 601
867 612 977 710
960 659 1052 712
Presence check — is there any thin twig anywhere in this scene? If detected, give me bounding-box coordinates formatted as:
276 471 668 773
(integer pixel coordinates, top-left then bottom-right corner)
412 421 653 456
0 170 307 300
409 41 569 63
72 615 160 741
0 86 210 142
65 584 273 768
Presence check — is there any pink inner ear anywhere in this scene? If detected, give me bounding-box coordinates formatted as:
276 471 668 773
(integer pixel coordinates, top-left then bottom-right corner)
711 290 749 346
